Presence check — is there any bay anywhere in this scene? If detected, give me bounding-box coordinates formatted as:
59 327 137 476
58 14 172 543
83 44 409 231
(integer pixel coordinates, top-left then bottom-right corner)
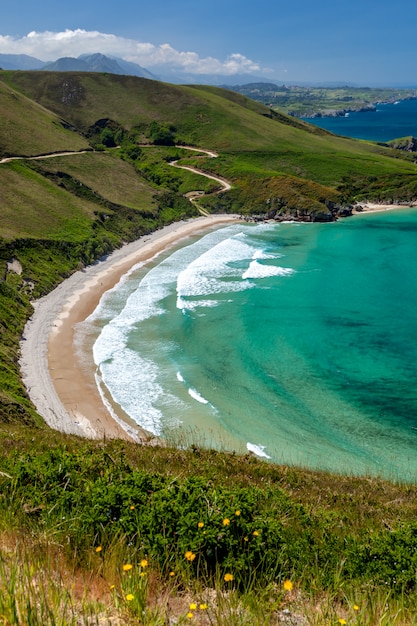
302 98 417 142
84 210 417 482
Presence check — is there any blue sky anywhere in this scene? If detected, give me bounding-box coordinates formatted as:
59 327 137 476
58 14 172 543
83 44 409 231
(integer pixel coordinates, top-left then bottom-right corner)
1 0 416 85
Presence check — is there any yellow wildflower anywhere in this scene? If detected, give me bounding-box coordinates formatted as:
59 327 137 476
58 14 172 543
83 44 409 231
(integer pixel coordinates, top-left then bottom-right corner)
353 604 360 611
338 620 347 625
130 505 135 510
189 603 197 610
95 546 102 553
235 510 241 516
187 612 193 619
122 563 133 571
244 536 248 542
169 571 175 577
110 584 115 590
253 530 259 536
125 594 134 602
198 521 204 528
283 579 293 591
185 550 196 561
140 559 148 568
223 518 230 526
199 603 208 610
224 573 234 582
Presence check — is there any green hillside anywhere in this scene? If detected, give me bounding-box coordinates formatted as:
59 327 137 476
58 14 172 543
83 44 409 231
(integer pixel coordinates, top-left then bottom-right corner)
0 79 89 158
3 70 417 215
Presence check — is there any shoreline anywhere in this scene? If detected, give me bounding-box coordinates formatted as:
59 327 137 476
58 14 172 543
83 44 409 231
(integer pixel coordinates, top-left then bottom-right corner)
20 215 240 442
19 203 415 443
352 201 417 215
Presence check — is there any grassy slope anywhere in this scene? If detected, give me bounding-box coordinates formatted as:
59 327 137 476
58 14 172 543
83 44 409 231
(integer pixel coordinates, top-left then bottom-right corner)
0 160 98 241
0 79 89 158
4 71 416 176
36 151 156 209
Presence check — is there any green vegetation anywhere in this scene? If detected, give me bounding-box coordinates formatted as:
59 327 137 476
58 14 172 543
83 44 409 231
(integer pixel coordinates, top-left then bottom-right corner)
0 79 89 158
3 70 417 215
226 83 417 118
2 71 417 623
2 426 417 624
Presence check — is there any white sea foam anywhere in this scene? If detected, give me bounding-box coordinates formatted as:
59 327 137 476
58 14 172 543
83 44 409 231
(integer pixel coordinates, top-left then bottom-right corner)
246 443 271 459
176 236 258 311
177 297 220 311
99 349 165 435
94 371 142 441
93 224 246 431
92 223 286 434
252 248 278 260
188 387 209 404
242 261 294 280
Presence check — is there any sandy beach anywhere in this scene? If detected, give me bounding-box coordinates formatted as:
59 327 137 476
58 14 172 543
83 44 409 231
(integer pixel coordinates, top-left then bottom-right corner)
19 215 239 442
353 201 417 214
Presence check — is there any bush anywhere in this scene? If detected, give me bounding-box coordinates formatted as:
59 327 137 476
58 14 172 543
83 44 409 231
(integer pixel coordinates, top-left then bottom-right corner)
149 121 176 146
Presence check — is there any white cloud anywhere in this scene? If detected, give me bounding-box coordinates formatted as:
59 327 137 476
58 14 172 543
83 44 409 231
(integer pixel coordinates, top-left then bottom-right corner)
0 29 264 75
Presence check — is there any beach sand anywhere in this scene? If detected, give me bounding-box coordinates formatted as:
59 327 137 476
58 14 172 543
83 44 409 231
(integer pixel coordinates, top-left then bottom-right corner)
353 202 417 214
20 215 239 442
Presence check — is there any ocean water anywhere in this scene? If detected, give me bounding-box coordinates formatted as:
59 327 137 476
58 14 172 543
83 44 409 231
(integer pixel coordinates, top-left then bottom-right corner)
82 211 417 481
302 98 417 142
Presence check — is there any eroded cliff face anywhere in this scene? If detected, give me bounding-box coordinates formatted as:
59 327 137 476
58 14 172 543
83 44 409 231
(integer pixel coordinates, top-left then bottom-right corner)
388 136 417 152
248 202 353 223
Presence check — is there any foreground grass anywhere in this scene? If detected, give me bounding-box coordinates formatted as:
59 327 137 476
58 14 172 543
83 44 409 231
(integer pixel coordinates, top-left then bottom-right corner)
2 425 417 624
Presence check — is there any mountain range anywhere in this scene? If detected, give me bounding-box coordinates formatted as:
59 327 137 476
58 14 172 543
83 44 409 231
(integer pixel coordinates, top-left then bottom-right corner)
0 52 274 86
0 52 158 80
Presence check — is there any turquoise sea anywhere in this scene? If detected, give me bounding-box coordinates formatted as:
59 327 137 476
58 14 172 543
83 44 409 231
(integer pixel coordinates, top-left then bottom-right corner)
82 209 417 482
302 97 417 142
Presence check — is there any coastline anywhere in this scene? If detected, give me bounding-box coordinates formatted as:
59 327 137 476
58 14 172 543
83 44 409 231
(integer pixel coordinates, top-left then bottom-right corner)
19 203 415 444
20 215 240 442
352 201 417 215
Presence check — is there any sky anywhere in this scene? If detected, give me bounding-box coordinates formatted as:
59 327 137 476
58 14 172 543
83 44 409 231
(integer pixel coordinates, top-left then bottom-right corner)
1 0 416 85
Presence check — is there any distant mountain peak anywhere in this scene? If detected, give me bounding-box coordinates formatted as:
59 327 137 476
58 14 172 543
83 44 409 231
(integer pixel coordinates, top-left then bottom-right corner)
0 53 45 70
0 51 158 81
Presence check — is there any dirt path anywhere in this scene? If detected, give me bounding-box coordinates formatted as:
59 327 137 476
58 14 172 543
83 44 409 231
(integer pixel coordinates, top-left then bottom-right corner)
0 145 233 216
169 146 231 213
0 150 90 164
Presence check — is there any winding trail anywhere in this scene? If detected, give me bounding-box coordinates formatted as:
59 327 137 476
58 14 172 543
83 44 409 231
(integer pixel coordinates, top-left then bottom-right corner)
0 150 90 164
0 146 233 205
171 146 231 189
